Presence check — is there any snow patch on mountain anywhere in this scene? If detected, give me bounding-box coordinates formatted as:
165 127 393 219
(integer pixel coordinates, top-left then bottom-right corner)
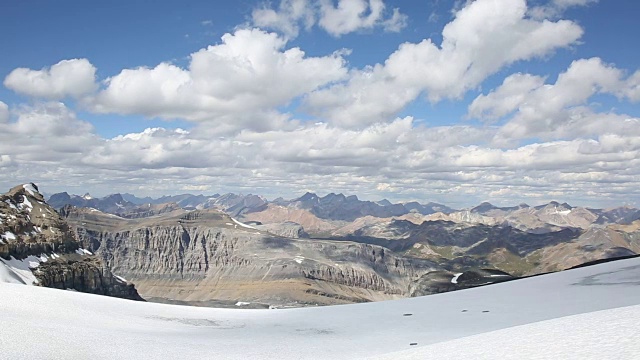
0 255 45 285
22 183 38 196
19 195 33 212
451 273 463 284
75 248 93 256
231 217 256 229
1 231 16 242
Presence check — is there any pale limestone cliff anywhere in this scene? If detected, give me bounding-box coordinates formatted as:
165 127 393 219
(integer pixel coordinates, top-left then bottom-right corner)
65 207 438 306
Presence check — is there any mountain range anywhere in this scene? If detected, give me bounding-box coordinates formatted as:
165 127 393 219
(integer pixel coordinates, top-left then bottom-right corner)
48 190 640 233
3 184 640 307
35 187 640 304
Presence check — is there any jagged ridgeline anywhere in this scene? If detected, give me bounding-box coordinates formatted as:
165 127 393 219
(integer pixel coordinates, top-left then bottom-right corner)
0 184 142 300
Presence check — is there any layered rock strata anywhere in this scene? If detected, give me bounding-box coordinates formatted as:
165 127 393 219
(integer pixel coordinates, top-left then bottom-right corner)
64 207 438 306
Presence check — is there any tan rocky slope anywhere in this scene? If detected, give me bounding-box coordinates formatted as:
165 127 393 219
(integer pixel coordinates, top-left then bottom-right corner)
0 184 142 300
341 218 640 276
63 206 441 306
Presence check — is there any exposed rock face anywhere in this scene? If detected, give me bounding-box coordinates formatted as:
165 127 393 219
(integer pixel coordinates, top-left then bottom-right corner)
0 184 143 301
33 255 143 301
1 184 78 259
595 207 640 225
410 269 515 297
0 184 78 259
241 204 341 236
339 218 640 276
255 221 309 238
64 206 439 306
531 226 640 273
118 203 182 219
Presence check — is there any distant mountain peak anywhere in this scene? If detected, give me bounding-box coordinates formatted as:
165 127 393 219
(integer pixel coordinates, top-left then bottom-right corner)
471 202 497 213
376 199 393 206
297 192 318 201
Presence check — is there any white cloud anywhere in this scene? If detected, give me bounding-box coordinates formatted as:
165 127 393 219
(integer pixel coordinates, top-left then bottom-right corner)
2 102 639 207
468 73 546 121
380 7 408 33
251 0 407 38
0 102 100 165
1 0 638 208
468 58 640 145
623 70 640 101
251 0 316 38
0 154 14 169
318 0 407 37
0 101 8 123
529 0 598 19
304 0 584 127
88 29 347 132
3 59 97 99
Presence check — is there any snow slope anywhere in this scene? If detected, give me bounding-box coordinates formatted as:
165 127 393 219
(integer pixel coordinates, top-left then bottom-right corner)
373 304 640 359
1 257 640 359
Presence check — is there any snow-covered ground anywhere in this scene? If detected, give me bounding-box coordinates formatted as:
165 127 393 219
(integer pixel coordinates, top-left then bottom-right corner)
1 257 640 359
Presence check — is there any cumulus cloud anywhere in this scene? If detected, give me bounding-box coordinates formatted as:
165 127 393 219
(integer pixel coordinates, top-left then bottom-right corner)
251 0 407 38
467 74 546 122
0 101 8 123
529 0 598 19
318 0 407 37
3 59 97 99
2 0 638 208
0 102 100 162
0 154 13 168
623 70 640 101
88 28 347 132
304 0 584 127
251 0 316 38
468 58 640 145
2 101 639 207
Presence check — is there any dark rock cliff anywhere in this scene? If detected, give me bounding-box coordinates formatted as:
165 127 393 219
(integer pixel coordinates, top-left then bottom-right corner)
33 256 143 300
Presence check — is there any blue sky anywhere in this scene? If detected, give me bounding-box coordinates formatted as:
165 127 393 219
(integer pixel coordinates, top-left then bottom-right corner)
0 0 639 207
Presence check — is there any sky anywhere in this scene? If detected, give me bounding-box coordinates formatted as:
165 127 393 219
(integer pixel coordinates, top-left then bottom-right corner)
0 0 639 208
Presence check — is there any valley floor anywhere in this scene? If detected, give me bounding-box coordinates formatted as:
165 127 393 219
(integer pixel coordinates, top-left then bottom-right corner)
2 257 640 359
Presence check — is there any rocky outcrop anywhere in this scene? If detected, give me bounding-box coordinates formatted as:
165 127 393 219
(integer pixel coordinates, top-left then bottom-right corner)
255 221 309 238
0 184 78 259
410 269 514 297
33 255 143 301
302 265 400 294
0 184 143 301
119 203 182 219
